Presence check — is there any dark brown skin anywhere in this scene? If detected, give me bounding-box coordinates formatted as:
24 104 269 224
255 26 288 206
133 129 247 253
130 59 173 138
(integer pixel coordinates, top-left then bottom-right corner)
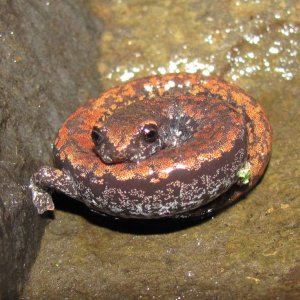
30 73 272 219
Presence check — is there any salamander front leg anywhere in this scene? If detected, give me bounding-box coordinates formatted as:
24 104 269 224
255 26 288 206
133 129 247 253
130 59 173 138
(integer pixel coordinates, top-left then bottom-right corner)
29 166 79 214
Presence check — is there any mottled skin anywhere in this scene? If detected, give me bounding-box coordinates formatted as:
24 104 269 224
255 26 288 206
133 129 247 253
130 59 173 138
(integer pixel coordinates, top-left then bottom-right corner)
30 73 272 219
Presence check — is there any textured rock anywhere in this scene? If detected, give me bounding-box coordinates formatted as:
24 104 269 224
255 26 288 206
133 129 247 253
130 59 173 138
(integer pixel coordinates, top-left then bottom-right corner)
0 0 102 298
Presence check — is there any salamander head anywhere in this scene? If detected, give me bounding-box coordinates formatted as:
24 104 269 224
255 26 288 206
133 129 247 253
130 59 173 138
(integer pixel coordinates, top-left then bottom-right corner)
92 119 163 164
91 100 165 164
91 98 196 164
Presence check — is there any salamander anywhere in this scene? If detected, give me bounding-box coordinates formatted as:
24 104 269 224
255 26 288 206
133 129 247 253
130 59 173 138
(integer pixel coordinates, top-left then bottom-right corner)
30 73 272 219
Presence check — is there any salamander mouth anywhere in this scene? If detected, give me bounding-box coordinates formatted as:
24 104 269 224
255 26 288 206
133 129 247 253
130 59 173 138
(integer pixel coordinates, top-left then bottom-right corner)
93 142 125 164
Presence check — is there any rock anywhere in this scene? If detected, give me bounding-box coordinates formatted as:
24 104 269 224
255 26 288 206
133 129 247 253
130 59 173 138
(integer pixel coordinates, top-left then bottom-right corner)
0 0 103 298
23 1 300 298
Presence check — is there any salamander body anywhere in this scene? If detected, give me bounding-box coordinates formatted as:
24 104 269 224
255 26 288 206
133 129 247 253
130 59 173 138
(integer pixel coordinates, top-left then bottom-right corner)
30 73 272 219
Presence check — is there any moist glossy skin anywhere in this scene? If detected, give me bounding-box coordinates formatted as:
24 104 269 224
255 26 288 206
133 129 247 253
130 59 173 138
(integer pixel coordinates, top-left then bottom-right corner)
30 73 272 219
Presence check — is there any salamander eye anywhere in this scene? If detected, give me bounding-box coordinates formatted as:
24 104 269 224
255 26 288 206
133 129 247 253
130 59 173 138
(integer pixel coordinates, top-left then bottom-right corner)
142 124 158 143
91 127 105 145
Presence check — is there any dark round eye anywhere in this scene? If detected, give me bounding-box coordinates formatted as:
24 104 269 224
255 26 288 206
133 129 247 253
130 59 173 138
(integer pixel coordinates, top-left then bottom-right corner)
91 127 104 145
142 124 158 143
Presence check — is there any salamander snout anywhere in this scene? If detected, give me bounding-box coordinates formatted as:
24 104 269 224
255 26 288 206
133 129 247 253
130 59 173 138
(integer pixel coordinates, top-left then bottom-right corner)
91 125 122 164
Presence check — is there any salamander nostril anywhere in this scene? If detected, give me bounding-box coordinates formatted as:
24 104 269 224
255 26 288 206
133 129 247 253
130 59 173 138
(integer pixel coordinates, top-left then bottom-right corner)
91 128 104 145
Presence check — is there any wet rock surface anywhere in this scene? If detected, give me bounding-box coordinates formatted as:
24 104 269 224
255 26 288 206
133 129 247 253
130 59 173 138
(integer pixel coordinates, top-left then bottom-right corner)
22 0 300 299
0 0 102 298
